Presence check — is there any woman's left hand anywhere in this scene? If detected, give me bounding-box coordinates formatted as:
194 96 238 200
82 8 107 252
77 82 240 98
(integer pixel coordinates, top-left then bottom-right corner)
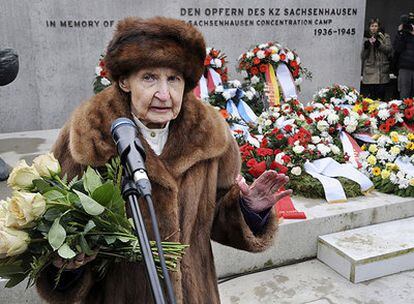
236 171 293 213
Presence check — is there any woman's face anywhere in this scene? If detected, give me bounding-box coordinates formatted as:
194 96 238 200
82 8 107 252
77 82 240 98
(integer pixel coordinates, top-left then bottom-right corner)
120 67 185 128
369 22 379 34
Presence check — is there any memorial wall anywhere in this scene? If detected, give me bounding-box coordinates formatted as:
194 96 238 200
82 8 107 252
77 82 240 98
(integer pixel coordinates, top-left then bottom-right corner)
0 0 366 132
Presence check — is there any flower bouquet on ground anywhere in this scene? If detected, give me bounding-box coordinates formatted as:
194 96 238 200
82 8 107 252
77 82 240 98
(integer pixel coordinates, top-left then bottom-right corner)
0 154 187 288
360 132 414 196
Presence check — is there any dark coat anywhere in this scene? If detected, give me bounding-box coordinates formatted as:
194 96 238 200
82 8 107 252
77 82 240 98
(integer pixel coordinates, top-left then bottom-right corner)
361 31 393 84
393 31 414 71
35 86 278 303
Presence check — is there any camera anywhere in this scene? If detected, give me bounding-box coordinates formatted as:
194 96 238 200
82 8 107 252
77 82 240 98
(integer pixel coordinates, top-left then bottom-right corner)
400 12 414 33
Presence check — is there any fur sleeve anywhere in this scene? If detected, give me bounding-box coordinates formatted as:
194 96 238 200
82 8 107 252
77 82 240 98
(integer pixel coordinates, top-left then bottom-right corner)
36 265 94 304
210 131 278 252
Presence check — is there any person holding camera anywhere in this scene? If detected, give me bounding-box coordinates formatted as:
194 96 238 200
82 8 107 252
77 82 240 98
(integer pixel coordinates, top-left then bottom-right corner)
394 13 414 99
361 18 392 101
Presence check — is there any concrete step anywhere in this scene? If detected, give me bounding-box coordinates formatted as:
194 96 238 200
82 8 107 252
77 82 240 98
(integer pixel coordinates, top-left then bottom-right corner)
219 259 414 304
317 217 414 283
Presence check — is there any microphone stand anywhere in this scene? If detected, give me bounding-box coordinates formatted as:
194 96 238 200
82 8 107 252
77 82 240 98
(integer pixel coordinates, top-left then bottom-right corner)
121 179 166 303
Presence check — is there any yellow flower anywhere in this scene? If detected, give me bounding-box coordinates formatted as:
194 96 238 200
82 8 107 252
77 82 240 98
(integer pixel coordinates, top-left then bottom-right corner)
381 170 391 179
390 146 401 156
367 155 377 165
361 145 366 151
410 178 414 187
7 160 40 191
406 143 412 150
363 98 374 104
372 167 381 176
408 133 414 141
353 104 362 112
368 144 378 153
368 103 379 113
385 163 398 171
390 132 399 143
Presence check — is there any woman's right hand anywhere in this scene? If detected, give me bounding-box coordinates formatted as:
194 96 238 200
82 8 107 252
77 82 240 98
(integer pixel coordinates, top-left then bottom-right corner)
52 252 98 270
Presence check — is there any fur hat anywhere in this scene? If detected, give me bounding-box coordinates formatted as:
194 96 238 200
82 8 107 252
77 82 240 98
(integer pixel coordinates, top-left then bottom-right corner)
104 16 206 92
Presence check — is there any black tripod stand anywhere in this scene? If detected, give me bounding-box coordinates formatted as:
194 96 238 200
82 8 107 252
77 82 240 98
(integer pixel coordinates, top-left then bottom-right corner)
112 118 176 304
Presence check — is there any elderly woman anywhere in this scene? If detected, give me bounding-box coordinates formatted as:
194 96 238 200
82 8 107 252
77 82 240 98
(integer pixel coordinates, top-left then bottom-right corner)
36 17 290 303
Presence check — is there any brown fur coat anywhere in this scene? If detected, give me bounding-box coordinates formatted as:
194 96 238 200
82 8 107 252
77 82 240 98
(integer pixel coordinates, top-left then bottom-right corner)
36 86 278 304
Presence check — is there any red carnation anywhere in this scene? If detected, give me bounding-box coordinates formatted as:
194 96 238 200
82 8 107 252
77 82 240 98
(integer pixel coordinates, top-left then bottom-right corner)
222 75 228 82
211 50 219 58
257 148 274 157
404 107 414 120
253 57 261 65
246 158 258 168
260 137 269 147
250 67 259 75
379 123 390 133
270 161 278 170
248 161 267 178
204 56 212 66
284 125 293 132
276 133 284 141
253 47 260 54
280 54 286 61
273 149 282 155
404 98 414 107
99 60 105 67
271 127 280 134
386 117 396 126
259 64 267 73
100 70 107 77
282 155 291 163
290 60 298 68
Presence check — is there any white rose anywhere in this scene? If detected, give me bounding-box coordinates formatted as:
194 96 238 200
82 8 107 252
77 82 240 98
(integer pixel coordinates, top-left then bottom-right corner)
291 166 302 176
317 144 331 156
330 145 341 155
6 192 46 228
294 78 302 86
258 43 268 49
230 80 241 88
7 160 41 191
0 227 29 258
271 54 280 62
378 109 390 120
256 50 266 59
215 85 224 93
250 87 256 94
265 119 272 126
275 152 285 164
33 153 61 178
245 91 254 100
287 52 294 61
95 66 102 76
317 121 329 132
246 51 254 59
241 70 249 78
327 113 339 124
222 91 232 100
311 136 321 144
293 145 305 154
100 77 111 86
250 75 260 84
214 58 222 68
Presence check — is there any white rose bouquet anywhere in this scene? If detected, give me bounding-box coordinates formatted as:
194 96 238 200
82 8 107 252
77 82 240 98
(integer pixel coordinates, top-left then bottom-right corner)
0 154 187 288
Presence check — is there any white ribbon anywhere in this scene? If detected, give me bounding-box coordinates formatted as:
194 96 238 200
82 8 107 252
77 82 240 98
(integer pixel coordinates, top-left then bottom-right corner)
198 75 209 100
304 157 374 203
395 156 414 177
353 132 376 143
231 123 260 147
275 63 298 100
197 68 223 100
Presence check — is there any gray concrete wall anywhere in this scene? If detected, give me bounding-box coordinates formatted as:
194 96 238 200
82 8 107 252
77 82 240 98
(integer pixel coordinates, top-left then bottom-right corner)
0 0 366 133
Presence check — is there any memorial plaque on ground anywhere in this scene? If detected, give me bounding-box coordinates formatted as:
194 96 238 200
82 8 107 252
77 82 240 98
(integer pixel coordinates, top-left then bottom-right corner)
0 0 366 133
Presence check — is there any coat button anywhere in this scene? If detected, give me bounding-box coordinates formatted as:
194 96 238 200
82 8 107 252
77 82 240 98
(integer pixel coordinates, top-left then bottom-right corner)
150 131 156 137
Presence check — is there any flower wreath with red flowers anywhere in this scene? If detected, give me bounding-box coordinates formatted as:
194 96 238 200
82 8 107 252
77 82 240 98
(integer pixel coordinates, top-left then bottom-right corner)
237 41 311 93
203 47 228 83
93 55 112 94
312 84 362 107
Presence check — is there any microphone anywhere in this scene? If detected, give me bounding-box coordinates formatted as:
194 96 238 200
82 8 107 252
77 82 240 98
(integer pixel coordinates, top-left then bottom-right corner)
111 117 152 196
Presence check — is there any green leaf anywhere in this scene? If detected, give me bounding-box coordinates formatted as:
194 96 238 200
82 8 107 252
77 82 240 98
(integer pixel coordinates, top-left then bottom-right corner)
84 167 102 195
0 263 24 276
104 235 116 245
74 190 105 216
83 220 96 234
43 207 66 222
92 182 115 207
33 179 54 193
5 273 27 288
48 218 66 250
79 235 94 256
57 243 76 259
44 190 66 201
